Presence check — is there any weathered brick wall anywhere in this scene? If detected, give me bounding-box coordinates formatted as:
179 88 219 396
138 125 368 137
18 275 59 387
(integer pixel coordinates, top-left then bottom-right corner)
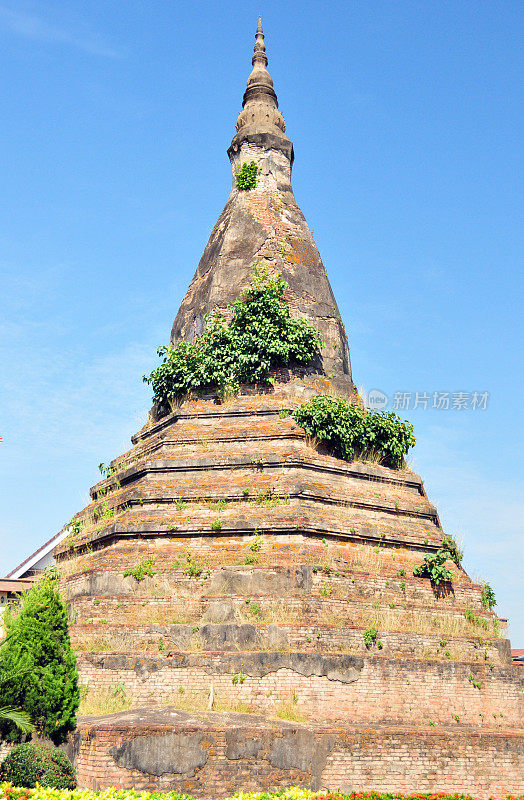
322 727 524 797
56 398 449 559
69 593 498 641
60 536 472 593
70 618 507 664
72 711 524 798
64 562 487 611
77 652 523 728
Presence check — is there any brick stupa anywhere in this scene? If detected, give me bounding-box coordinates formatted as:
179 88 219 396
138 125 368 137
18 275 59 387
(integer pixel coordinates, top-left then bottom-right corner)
58 20 523 797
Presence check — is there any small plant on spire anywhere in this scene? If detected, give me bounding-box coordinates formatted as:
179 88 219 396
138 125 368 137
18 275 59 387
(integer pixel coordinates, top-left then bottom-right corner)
236 160 259 190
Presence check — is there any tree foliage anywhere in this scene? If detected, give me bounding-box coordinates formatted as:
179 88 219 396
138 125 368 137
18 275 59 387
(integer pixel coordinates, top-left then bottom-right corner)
144 269 322 406
0 640 34 736
0 570 79 744
0 708 33 736
292 394 415 469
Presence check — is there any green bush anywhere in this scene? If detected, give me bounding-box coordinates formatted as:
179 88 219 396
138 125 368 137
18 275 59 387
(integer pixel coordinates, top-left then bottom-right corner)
292 394 415 469
0 570 79 744
144 269 322 406
363 627 378 648
0 742 76 789
413 549 454 585
235 160 259 190
440 534 463 566
480 580 496 610
123 557 156 582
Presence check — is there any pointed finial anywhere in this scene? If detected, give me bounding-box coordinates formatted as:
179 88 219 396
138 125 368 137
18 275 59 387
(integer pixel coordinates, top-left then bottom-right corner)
252 16 268 69
231 18 292 159
242 17 276 107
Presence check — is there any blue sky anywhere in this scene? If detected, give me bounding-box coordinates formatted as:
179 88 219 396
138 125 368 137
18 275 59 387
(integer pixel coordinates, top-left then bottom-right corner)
1 1 522 642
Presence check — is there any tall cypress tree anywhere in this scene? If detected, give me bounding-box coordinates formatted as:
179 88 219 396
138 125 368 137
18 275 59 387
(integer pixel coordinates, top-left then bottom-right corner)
0 569 79 744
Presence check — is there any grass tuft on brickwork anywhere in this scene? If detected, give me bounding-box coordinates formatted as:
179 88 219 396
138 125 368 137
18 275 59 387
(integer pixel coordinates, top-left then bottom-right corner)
157 689 256 716
273 691 309 722
78 683 132 716
72 636 124 652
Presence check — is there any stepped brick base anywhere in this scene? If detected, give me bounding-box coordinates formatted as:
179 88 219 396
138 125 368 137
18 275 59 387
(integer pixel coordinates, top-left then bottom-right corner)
71 709 524 798
58 392 523 796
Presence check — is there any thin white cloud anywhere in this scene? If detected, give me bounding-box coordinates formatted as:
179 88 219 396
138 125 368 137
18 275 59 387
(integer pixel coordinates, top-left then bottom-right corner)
0 5 121 58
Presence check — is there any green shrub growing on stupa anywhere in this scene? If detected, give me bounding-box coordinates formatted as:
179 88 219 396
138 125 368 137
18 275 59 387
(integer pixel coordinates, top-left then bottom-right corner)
292 394 415 469
440 534 463 566
413 550 454 585
235 160 259 190
481 580 496 610
144 269 322 406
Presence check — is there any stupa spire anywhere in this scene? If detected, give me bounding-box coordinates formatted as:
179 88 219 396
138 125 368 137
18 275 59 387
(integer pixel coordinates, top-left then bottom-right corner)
232 18 289 154
242 16 277 106
174 19 353 395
